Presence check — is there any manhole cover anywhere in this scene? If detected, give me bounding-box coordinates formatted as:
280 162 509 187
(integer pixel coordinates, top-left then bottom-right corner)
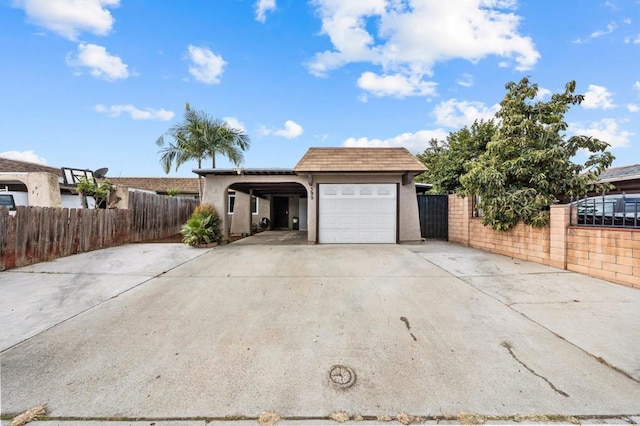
328 364 356 389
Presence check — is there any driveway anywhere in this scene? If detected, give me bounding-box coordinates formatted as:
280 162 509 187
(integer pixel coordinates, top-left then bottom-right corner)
1 239 640 423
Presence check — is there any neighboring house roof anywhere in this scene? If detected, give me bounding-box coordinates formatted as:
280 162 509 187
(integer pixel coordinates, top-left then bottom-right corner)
598 163 640 182
108 177 200 194
0 157 62 176
294 147 427 173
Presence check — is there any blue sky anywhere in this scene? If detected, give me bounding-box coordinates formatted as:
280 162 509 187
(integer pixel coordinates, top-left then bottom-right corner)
1 0 639 177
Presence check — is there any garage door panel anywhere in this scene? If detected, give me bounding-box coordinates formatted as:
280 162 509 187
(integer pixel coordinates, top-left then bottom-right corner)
319 184 396 244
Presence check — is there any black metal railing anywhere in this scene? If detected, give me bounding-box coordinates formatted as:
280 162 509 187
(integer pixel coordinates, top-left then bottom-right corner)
570 194 640 228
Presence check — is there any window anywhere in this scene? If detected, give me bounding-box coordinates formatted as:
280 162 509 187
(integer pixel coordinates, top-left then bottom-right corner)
228 193 235 214
228 192 258 215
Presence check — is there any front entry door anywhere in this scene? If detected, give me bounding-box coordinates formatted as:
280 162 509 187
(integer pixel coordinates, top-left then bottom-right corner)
273 196 289 229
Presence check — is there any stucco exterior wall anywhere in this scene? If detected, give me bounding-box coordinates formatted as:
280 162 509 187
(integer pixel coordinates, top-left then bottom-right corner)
201 174 310 242
230 191 251 236
201 172 421 244
0 172 62 207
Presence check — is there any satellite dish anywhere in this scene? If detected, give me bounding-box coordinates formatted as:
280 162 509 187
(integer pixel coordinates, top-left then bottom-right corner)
94 167 109 179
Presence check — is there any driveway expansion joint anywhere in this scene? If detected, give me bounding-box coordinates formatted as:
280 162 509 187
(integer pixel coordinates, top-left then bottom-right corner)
461 276 640 385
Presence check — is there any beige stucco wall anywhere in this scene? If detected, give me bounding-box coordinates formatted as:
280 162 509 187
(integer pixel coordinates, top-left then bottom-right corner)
201 174 310 242
201 172 421 243
230 191 251 236
0 172 62 207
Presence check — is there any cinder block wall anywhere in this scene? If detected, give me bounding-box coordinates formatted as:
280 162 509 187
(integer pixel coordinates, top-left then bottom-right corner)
469 220 552 266
567 228 640 287
448 195 640 289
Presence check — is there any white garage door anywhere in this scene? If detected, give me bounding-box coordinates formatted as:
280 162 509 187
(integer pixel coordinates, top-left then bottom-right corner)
319 183 396 244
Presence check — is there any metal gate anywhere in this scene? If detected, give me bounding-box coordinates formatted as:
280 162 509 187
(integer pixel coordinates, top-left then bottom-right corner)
417 195 448 240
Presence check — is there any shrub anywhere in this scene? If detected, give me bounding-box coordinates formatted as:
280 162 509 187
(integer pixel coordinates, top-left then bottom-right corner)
181 203 221 246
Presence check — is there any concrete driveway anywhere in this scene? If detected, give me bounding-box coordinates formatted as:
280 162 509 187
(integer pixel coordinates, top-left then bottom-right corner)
1 238 640 423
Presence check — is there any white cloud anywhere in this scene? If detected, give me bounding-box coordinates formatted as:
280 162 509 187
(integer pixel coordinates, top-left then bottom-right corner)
456 73 473 88
590 22 617 39
186 45 226 84
261 120 304 139
433 99 499 128
0 150 47 164
357 71 437 98
343 129 449 152
634 81 640 92
534 87 552 101
306 0 539 96
627 104 639 113
570 118 633 148
95 104 174 120
255 0 276 22
13 0 119 40
582 84 615 109
223 116 246 132
66 43 129 81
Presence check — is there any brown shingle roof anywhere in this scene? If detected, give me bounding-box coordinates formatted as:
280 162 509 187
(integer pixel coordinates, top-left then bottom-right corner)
294 147 426 173
0 157 62 176
108 177 200 194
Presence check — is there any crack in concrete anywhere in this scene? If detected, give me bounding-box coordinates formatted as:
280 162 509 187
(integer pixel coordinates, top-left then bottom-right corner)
500 341 569 398
456 276 640 386
374 284 390 326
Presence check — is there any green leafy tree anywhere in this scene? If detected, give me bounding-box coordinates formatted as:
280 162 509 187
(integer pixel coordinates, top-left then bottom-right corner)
156 103 251 198
417 120 497 193
460 78 614 231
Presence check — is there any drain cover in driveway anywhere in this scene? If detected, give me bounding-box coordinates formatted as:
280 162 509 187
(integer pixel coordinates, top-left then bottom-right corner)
328 364 356 389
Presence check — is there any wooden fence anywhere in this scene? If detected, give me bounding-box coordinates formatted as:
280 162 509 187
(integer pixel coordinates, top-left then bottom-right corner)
0 192 198 271
129 191 198 242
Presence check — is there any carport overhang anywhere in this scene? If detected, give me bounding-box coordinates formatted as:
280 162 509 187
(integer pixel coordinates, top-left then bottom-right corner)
194 168 312 242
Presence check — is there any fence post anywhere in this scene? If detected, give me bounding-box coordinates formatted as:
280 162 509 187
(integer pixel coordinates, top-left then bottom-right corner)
549 204 570 270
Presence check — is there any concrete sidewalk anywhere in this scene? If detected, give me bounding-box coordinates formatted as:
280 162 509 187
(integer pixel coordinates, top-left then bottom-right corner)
2 240 639 425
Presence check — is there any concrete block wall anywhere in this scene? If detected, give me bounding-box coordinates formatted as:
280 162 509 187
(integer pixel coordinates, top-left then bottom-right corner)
448 195 471 244
567 228 640 288
468 219 552 266
448 195 639 289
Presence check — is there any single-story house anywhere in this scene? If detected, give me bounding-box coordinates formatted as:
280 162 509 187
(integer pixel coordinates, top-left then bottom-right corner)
0 157 188 209
0 157 88 208
196 147 427 244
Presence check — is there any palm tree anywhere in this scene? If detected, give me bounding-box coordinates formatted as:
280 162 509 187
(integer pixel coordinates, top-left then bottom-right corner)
156 103 251 198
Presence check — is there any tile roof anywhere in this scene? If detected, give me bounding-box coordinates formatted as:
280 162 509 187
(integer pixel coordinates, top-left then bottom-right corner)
0 157 62 176
108 177 200 194
294 147 427 173
598 163 640 182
